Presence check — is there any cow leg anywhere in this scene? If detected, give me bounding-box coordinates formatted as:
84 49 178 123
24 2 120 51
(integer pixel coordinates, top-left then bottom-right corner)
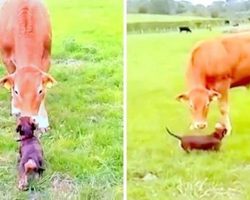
217 100 231 135
216 82 232 135
36 100 49 132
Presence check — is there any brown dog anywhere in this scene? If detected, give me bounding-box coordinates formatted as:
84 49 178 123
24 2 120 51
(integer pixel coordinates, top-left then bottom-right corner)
16 117 44 190
166 125 227 152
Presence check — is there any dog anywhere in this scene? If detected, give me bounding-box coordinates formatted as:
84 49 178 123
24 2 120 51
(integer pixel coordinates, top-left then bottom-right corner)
166 125 227 152
16 117 44 190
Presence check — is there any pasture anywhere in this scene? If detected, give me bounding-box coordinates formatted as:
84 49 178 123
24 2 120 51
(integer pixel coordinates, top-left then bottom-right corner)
128 30 250 199
0 0 122 199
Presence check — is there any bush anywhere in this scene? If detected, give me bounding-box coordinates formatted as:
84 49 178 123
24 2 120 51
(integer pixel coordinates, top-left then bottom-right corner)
63 38 82 53
138 6 147 14
211 10 219 18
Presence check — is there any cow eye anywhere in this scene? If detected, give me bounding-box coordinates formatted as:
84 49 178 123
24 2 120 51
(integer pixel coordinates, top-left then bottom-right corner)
38 89 43 94
14 90 18 95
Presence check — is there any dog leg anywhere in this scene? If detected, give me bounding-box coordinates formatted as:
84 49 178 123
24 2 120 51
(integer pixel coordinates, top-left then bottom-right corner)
18 164 28 191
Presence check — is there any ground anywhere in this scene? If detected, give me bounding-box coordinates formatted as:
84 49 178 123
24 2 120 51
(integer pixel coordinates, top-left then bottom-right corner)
0 0 123 199
128 29 250 200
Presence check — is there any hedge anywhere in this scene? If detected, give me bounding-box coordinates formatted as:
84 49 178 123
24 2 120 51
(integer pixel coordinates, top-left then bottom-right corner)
127 19 226 33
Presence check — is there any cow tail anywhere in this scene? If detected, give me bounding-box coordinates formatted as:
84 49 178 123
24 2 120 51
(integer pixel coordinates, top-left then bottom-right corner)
165 127 181 140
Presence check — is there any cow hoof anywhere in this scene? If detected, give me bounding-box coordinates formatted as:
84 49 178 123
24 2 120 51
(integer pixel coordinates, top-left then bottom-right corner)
215 122 224 129
38 127 50 134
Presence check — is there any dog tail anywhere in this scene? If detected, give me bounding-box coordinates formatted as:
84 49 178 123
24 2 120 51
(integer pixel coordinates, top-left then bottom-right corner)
165 127 181 140
24 159 37 173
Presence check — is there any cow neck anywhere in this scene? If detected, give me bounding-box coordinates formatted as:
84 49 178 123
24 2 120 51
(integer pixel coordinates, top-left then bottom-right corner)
186 68 206 90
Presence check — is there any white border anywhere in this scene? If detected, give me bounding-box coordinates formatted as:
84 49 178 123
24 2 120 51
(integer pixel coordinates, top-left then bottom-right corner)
123 0 127 199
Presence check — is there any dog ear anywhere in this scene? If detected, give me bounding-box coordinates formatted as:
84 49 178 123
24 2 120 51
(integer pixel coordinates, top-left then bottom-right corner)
31 123 37 131
16 125 21 133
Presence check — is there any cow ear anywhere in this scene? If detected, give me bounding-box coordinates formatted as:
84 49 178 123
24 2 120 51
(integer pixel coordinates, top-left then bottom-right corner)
0 75 13 90
42 73 56 88
176 93 189 102
209 90 221 101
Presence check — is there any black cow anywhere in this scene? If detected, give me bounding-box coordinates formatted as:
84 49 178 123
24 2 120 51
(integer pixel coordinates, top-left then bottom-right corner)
225 20 230 25
179 26 192 33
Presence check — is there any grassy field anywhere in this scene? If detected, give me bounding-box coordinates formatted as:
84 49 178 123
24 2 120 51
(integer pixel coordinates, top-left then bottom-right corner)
0 0 123 199
128 30 250 199
127 14 219 23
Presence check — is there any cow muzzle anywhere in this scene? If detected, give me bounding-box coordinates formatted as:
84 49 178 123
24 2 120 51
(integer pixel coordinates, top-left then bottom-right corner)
191 121 207 129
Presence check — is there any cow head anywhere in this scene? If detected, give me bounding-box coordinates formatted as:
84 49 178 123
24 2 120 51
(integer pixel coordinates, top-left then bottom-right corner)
0 66 56 118
177 87 221 129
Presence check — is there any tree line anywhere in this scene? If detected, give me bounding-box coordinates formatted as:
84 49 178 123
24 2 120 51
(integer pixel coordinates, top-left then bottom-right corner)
128 0 250 18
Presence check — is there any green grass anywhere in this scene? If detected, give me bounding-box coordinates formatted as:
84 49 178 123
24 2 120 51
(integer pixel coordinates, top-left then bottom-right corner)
0 0 122 199
128 29 250 199
127 14 219 23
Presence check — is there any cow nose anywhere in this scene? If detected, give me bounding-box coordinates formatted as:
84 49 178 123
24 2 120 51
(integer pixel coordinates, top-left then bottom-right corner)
194 122 207 129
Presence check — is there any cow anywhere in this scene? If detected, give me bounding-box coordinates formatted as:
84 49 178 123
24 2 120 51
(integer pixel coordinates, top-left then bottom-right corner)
225 20 230 25
0 0 56 131
232 23 239 27
176 33 250 135
206 24 212 31
179 26 192 33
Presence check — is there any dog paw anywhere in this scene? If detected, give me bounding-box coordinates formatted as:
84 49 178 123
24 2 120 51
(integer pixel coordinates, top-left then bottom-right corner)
18 181 28 191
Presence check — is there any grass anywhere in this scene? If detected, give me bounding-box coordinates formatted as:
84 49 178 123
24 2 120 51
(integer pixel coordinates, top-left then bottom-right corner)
127 14 219 23
128 29 250 199
0 0 122 199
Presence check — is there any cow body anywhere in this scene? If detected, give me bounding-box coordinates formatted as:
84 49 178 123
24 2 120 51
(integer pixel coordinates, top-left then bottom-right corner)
179 26 192 33
0 0 55 130
177 33 250 134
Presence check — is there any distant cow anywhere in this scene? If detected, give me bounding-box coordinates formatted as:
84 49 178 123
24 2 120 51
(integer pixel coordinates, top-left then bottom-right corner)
179 26 192 33
233 23 239 27
225 20 230 25
207 25 212 31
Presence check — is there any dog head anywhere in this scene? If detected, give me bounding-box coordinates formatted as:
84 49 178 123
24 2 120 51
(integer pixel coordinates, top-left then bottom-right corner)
16 116 37 140
213 125 227 140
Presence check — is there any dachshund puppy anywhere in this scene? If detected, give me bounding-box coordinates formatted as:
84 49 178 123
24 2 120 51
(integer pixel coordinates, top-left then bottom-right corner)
16 117 44 190
166 125 227 152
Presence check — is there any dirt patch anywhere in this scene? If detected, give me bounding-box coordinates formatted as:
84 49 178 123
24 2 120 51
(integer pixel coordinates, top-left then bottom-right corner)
50 173 79 199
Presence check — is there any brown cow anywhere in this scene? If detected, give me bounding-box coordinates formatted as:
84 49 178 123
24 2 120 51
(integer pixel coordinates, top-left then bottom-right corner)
177 33 250 134
0 0 56 131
